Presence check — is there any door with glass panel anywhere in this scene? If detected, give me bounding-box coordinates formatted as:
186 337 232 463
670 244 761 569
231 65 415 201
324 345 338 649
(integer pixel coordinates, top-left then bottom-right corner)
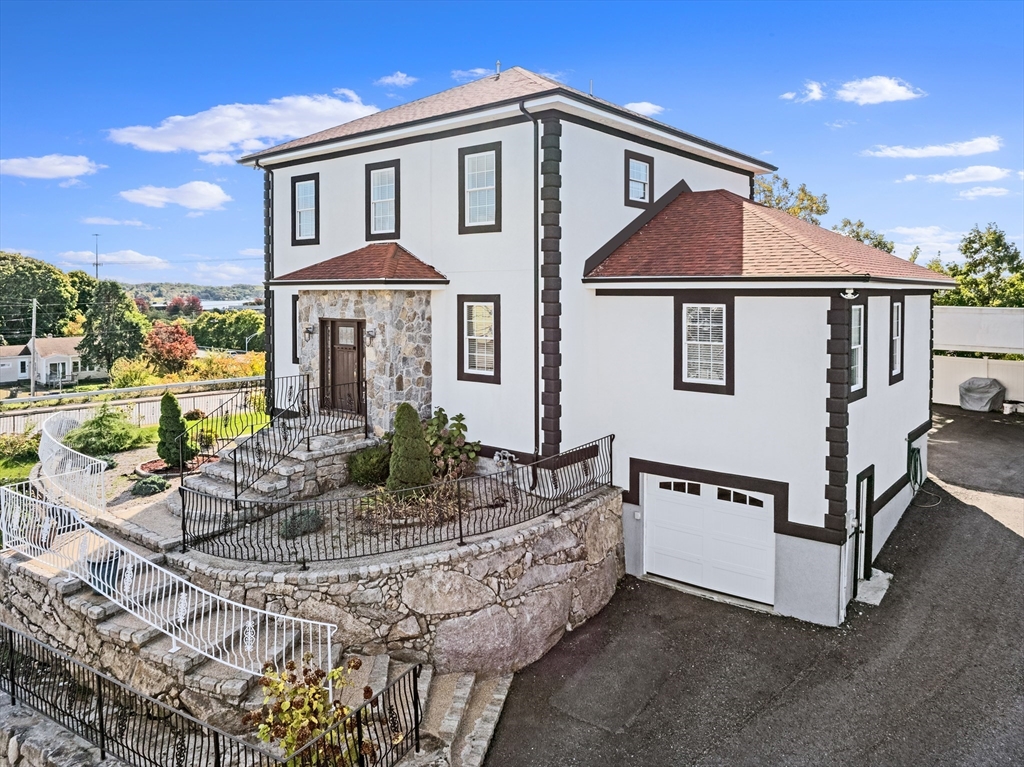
319 319 364 414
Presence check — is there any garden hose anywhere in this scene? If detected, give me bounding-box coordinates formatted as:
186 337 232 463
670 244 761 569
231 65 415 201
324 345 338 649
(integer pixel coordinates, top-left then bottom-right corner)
908 441 941 508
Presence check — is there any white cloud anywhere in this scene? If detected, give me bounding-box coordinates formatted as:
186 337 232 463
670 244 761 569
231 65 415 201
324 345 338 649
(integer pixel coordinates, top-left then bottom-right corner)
779 92 797 100
119 181 232 210
920 166 1011 184
192 261 265 284
107 90 377 158
58 249 170 269
374 71 417 88
58 178 85 188
81 216 148 227
800 81 825 102
451 68 492 82
959 186 1010 199
186 211 206 218
198 152 238 166
861 135 1002 158
238 248 263 256
889 225 964 259
0 154 106 179
624 101 665 117
836 76 925 105
826 120 855 129
538 71 568 83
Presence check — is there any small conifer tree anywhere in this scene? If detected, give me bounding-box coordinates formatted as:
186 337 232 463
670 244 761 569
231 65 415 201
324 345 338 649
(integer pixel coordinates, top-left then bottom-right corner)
386 403 433 491
157 392 195 468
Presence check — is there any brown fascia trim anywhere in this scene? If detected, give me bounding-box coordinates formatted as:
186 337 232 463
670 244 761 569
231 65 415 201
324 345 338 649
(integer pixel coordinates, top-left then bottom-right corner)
583 175 694 277
457 294 501 385
290 172 320 246
824 295 852 535
595 287 937 297
585 275 952 286
241 88 776 172
623 149 654 209
673 292 735 396
888 291 906 386
269 278 449 286
623 457 844 546
365 158 401 242
458 141 502 234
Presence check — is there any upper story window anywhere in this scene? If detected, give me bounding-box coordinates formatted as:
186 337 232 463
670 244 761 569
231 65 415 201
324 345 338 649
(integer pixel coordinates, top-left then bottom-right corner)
292 173 320 246
624 150 654 209
366 160 400 240
850 302 867 399
457 294 501 384
674 293 734 395
890 298 904 385
458 142 502 234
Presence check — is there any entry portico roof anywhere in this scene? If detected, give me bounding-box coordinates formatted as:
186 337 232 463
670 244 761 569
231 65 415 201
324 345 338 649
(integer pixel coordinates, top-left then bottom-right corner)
272 242 448 285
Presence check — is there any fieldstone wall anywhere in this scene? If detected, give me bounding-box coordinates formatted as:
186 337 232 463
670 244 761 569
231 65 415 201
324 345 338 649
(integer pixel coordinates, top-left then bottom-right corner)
297 289 432 436
170 486 624 674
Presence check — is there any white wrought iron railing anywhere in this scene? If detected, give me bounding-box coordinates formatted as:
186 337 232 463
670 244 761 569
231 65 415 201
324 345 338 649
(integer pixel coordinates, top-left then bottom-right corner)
37 414 107 517
0 479 336 679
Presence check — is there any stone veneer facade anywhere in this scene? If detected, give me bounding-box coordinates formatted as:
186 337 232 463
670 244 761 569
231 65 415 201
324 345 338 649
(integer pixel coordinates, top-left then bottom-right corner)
169 487 624 674
296 289 432 436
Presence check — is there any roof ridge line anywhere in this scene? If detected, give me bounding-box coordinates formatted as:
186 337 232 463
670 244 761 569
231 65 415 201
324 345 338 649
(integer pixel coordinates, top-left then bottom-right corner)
744 203 858 276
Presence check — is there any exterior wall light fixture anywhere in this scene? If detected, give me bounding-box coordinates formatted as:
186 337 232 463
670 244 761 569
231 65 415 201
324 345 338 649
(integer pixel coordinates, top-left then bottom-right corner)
840 288 860 300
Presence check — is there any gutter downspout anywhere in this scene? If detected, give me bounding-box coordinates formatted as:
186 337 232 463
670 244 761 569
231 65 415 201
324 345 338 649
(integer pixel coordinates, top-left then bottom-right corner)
254 158 275 410
519 100 541 458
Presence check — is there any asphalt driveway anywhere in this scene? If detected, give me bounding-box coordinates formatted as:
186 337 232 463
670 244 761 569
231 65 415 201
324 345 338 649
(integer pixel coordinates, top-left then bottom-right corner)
486 408 1024 766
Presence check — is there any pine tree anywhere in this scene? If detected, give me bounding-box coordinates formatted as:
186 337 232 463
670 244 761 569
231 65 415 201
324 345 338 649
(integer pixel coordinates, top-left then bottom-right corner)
386 403 433 491
157 392 195 468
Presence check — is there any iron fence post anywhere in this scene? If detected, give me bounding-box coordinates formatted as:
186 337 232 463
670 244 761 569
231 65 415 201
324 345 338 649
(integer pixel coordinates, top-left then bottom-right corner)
413 665 422 753
457 480 465 546
95 672 107 759
179 487 187 553
5 627 15 705
356 709 366 767
213 730 222 767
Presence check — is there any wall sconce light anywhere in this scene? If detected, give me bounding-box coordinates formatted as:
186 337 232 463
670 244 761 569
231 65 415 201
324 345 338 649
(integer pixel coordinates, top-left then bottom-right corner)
840 288 859 300
302 324 316 342
365 327 377 339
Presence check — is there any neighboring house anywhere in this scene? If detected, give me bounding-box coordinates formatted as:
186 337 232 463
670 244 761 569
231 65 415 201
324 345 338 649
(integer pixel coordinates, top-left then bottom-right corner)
240 67 955 627
0 344 29 385
27 336 106 387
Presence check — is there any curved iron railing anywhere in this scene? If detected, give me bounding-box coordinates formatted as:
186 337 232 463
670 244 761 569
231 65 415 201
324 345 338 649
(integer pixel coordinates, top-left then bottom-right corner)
0 479 335 678
37 413 108 516
180 435 614 565
1 623 423 767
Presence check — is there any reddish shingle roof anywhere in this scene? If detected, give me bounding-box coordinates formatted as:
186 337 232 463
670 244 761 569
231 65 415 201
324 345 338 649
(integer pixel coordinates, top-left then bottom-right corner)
586 189 956 284
273 243 447 284
0 344 28 358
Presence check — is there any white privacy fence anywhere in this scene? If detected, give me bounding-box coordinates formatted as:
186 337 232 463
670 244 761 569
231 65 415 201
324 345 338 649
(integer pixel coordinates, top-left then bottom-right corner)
0 480 336 678
37 414 107 517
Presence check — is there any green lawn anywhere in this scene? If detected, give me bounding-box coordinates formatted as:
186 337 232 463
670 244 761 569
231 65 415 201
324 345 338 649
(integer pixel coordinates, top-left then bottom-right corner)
0 455 36 484
184 412 270 439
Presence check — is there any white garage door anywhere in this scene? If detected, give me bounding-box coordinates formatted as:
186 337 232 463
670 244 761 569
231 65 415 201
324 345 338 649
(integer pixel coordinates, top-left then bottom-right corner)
644 475 775 605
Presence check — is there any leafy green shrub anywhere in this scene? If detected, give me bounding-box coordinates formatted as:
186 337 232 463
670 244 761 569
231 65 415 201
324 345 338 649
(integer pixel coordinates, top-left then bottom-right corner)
64 406 148 455
280 507 324 539
157 392 195 468
423 407 480 478
183 408 205 421
109 357 156 388
131 476 170 496
0 427 40 462
97 455 118 471
387 403 433 492
348 444 391 487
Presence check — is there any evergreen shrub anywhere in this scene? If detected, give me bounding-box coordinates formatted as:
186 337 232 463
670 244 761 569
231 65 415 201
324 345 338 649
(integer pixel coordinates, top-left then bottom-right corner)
157 392 195 468
386 403 433 492
348 444 391 487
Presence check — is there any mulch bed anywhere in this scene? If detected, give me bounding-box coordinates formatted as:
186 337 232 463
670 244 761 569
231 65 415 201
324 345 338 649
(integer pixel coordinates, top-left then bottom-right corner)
139 455 218 476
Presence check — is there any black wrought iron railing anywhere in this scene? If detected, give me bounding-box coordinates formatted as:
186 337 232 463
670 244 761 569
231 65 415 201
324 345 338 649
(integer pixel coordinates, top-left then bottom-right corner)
180 435 613 565
0 623 422 767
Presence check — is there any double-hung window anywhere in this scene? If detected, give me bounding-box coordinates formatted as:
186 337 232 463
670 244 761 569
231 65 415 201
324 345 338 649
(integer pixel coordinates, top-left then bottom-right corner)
624 150 654 208
457 295 501 383
850 303 866 398
890 298 904 385
18 360 27 377
674 294 734 395
292 173 319 245
458 143 501 233
366 160 400 240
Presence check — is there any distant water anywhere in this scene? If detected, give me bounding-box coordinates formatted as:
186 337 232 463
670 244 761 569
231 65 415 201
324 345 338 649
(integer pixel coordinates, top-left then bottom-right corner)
202 300 251 310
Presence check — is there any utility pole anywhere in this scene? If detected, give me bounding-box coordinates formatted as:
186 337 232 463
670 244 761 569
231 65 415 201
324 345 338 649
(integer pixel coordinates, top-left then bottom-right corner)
93 234 101 280
29 298 37 397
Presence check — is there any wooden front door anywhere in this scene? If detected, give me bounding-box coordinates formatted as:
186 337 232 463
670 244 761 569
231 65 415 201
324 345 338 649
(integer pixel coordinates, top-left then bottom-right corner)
320 319 364 413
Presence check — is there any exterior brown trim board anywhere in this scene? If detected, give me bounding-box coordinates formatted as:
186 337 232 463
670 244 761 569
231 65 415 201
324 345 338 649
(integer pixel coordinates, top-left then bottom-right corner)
456 294 501 385
458 141 502 234
290 172 320 246
888 292 906 386
364 159 401 241
540 118 562 455
673 292 735 396
623 149 654 209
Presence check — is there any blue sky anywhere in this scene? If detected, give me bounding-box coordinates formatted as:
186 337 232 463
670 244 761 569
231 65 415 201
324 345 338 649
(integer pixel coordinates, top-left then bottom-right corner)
1 0 1021 286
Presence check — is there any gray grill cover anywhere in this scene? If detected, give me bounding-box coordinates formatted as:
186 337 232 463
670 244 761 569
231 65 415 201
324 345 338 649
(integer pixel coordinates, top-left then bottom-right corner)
958 377 1006 412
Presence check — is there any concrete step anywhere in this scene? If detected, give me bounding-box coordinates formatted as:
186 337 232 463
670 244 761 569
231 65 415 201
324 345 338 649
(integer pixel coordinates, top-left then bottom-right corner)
436 672 477 746
451 675 514 767
338 652 392 709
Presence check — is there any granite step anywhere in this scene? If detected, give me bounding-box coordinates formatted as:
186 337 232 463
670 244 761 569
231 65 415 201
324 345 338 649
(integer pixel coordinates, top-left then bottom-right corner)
451 674 514 767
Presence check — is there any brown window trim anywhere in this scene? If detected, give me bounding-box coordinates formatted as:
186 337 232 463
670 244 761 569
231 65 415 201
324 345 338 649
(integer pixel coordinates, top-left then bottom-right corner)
673 292 735 396
889 293 905 386
365 159 400 241
624 150 655 209
457 294 501 384
849 294 868 403
291 172 320 246
291 294 299 364
458 142 502 234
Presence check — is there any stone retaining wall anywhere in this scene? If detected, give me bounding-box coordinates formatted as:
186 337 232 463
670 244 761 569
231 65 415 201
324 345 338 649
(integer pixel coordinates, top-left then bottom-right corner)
170 486 624 674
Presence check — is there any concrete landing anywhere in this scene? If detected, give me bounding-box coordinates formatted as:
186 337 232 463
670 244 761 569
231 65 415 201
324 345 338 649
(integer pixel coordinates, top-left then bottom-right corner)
854 568 892 606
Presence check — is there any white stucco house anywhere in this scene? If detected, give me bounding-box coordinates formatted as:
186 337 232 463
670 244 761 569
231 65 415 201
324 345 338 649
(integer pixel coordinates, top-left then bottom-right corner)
240 67 955 627
0 337 106 388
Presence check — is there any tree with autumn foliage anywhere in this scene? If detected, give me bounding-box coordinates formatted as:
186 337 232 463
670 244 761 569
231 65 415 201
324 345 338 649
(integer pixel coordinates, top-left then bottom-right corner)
145 321 197 373
167 294 203 317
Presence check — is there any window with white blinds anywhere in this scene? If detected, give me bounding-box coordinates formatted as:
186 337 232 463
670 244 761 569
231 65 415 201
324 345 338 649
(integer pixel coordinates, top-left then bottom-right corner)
891 302 902 376
370 166 396 234
464 302 495 374
294 178 317 241
851 304 865 391
628 158 650 202
465 151 496 226
682 303 726 384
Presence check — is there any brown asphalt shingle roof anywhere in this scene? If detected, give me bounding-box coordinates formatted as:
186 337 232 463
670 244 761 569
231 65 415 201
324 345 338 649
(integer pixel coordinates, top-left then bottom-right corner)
32 336 85 357
586 189 956 284
0 344 28 357
273 242 447 283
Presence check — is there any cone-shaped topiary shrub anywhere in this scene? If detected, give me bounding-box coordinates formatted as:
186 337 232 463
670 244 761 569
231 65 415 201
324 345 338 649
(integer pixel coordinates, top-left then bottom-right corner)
386 403 433 491
157 392 195 468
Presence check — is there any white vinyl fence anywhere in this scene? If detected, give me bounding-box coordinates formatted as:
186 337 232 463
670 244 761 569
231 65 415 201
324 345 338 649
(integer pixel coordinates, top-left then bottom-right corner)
932 306 1024 406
